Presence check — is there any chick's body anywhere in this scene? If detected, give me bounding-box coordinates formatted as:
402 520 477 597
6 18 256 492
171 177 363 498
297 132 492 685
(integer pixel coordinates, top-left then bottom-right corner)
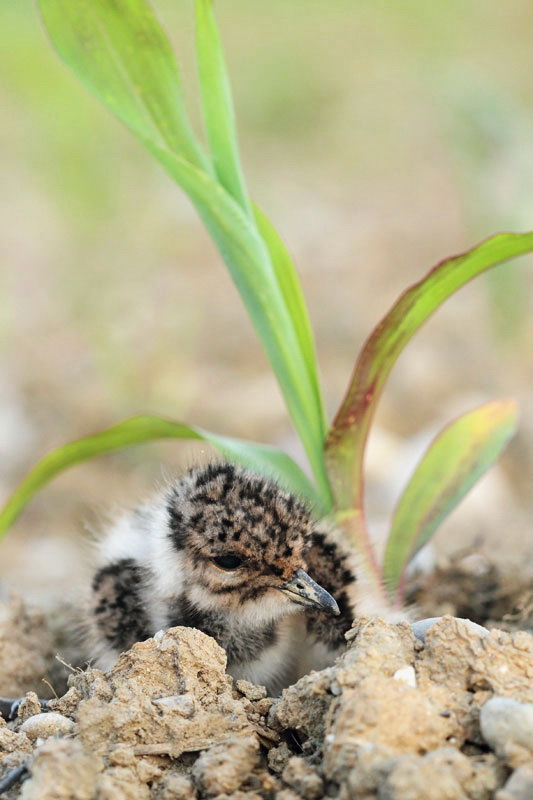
87 463 357 693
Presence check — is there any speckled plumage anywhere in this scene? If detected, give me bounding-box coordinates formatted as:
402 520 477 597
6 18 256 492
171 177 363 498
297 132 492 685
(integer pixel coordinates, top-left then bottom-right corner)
86 462 357 693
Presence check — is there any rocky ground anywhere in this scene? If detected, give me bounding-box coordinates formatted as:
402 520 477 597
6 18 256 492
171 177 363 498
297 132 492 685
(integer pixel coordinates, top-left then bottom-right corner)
1 570 533 800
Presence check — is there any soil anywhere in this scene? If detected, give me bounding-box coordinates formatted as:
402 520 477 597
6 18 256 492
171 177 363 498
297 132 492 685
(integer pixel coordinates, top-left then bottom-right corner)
407 552 533 634
1 563 533 800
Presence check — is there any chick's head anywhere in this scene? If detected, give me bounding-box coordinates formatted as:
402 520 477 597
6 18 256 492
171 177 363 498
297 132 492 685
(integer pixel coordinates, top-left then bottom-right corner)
166 463 339 619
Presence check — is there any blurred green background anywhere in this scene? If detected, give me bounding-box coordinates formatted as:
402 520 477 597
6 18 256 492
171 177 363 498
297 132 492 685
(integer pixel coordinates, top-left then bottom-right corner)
2 0 533 601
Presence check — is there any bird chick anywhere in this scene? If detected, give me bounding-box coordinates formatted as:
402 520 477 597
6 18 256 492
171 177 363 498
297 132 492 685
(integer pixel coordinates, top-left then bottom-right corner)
86 462 357 693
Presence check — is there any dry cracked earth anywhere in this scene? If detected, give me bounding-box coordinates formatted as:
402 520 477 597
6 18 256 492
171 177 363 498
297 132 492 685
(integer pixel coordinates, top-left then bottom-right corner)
2 587 533 800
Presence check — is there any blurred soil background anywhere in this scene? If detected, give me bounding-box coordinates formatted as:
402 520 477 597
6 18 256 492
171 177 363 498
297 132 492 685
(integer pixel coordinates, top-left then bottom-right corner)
1 0 533 612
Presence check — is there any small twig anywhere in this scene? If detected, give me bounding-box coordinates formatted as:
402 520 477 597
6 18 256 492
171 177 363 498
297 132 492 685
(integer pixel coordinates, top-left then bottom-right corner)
0 762 30 795
133 742 174 756
54 654 82 673
133 732 248 758
133 738 221 757
41 679 58 700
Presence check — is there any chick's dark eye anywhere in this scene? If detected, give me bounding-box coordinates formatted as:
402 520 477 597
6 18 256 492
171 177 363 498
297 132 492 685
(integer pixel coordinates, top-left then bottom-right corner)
211 553 244 571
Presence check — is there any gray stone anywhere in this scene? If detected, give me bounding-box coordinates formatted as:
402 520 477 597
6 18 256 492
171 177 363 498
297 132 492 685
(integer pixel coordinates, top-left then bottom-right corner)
481 697 533 758
496 764 533 800
20 712 74 741
411 616 488 643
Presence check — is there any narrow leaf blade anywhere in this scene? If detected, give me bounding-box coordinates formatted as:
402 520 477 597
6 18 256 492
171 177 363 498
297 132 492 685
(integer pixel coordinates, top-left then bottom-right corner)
39 0 209 169
195 0 251 213
253 204 327 435
325 233 533 513
39 0 330 506
383 399 519 592
0 415 322 540
143 140 332 507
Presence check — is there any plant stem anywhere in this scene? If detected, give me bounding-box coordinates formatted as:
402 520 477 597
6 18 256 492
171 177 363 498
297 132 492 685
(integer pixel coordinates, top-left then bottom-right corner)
335 507 386 603
309 449 333 511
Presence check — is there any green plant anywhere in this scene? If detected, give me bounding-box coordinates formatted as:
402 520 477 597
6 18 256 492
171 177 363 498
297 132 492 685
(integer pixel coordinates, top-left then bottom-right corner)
1 0 531 607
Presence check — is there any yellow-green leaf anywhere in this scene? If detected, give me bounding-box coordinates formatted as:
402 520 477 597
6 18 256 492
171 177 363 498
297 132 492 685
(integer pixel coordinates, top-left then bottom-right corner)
383 399 519 593
325 233 533 516
0 415 323 540
39 0 209 169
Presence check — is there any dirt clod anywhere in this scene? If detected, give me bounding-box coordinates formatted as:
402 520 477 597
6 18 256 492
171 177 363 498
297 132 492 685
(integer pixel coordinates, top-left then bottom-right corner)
236 681 268 702
0 716 31 758
281 756 323 799
0 598 54 697
2 598 533 799
19 739 101 800
268 742 291 774
153 772 198 800
192 735 260 796
15 694 42 723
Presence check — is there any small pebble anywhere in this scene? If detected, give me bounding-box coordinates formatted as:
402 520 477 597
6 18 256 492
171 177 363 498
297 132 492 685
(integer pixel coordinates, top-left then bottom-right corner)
20 712 74 741
496 763 533 800
410 617 489 643
481 697 533 757
393 666 416 688
153 694 195 717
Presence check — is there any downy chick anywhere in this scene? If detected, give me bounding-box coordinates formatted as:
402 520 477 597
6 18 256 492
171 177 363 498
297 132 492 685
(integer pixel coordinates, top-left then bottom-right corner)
86 462 357 693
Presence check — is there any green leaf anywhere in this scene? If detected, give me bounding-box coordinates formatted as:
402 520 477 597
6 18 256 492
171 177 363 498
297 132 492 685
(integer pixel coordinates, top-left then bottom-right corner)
38 0 209 170
253 204 327 438
0 415 323 541
142 140 331 506
383 399 519 593
39 0 330 507
195 0 251 214
325 232 533 515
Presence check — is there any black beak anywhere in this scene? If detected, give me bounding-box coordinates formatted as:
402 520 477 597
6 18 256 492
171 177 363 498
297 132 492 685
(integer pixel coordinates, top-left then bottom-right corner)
277 568 340 615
